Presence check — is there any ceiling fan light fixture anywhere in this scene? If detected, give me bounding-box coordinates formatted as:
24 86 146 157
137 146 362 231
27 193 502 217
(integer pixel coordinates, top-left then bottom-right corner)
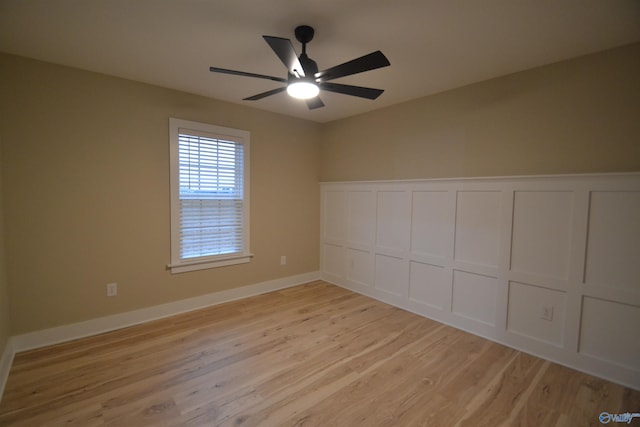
210 25 390 109
287 80 319 99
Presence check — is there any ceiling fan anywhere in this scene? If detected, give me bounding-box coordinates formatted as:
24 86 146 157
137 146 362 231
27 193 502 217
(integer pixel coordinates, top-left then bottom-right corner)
209 25 391 110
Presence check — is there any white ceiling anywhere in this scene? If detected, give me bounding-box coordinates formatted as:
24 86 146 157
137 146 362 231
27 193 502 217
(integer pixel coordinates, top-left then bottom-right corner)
1 0 639 123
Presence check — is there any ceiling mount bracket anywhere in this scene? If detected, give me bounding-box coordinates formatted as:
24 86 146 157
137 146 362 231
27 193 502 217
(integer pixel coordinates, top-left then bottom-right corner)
294 25 315 45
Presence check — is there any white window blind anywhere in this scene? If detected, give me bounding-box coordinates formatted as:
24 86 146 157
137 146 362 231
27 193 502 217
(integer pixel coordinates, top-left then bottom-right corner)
169 118 251 273
179 131 243 258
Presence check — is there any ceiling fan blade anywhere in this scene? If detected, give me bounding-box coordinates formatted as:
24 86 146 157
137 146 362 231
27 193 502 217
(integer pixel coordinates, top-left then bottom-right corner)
319 82 384 100
315 51 390 82
243 86 287 101
210 67 287 83
306 97 325 110
263 36 306 77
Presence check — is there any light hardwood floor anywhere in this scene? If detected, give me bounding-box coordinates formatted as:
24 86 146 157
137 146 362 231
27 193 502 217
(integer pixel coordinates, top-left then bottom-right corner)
0 281 638 426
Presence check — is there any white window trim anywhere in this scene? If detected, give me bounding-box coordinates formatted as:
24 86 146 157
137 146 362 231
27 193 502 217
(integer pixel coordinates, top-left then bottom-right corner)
168 118 251 274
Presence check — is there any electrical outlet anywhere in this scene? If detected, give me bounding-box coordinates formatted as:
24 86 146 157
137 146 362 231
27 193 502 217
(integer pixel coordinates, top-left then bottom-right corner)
280 255 286 265
106 282 118 297
540 304 553 321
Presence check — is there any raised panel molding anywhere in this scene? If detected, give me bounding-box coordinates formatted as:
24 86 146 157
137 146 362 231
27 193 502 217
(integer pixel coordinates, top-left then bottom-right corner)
580 296 640 371
320 173 640 390
585 191 640 292
323 191 345 242
411 191 452 259
374 254 408 297
323 243 345 278
507 281 566 346
452 270 498 326
511 191 573 280
347 248 373 287
409 261 449 310
454 191 501 268
376 191 411 252
347 191 376 246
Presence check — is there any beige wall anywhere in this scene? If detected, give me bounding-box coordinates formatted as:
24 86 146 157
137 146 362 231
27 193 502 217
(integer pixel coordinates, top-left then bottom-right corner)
320 43 640 181
0 54 321 335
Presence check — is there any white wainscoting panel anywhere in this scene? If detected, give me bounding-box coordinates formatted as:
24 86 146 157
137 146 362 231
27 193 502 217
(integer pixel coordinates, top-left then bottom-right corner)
454 191 502 268
452 270 498 326
323 243 345 278
411 191 452 259
376 191 411 253
347 191 376 247
507 281 566 346
323 191 345 242
409 261 449 310
374 254 408 298
579 296 640 370
584 191 640 292
320 173 640 390
347 248 373 287
511 191 573 281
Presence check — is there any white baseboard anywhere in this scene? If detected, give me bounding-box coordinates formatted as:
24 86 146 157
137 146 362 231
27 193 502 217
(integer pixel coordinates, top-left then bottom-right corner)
11 271 320 353
0 337 15 403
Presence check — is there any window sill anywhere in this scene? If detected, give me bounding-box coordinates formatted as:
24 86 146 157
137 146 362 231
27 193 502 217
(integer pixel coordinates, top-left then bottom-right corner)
168 253 253 274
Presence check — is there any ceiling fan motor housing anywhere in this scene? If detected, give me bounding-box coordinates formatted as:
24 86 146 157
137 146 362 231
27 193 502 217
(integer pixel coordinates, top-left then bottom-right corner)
299 54 318 76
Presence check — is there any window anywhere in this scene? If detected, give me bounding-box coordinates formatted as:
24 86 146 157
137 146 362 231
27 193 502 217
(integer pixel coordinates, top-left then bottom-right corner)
168 118 251 273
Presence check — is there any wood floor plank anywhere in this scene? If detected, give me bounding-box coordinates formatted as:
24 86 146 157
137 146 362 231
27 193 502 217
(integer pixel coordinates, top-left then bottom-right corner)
0 281 637 426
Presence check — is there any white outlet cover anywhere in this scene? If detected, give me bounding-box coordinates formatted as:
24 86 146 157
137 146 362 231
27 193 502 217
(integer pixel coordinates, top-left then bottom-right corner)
107 282 117 297
541 305 554 321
